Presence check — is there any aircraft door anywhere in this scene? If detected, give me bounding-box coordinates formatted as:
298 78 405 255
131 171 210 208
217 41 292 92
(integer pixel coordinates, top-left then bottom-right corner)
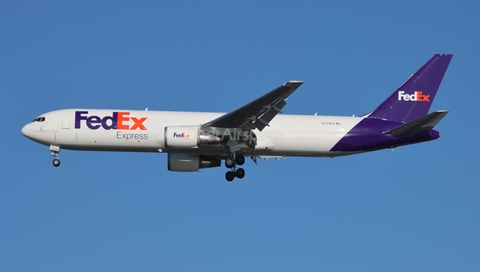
62 114 70 129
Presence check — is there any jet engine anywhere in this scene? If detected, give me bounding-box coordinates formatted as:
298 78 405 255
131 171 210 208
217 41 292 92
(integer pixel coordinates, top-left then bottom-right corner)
168 153 221 172
164 126 221 148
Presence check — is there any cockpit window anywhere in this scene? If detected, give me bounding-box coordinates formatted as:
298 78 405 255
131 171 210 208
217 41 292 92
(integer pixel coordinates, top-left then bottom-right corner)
32 117 45 122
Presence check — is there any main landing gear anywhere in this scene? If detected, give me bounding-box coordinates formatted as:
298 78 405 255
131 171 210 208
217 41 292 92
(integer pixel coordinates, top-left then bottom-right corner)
50 145 61 167
225 154 245 182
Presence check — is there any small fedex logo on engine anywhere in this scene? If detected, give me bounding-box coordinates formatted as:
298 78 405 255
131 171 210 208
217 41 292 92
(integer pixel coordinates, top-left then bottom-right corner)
173 132 189 139
75 111 147 130
398 91 430 102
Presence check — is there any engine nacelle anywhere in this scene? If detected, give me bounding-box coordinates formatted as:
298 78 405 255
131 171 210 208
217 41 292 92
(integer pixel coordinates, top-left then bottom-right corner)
164 126 221 148
168 153 221 172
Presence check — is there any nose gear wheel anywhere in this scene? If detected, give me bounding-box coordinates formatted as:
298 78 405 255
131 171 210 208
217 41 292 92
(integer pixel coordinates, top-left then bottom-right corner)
50 145 61 167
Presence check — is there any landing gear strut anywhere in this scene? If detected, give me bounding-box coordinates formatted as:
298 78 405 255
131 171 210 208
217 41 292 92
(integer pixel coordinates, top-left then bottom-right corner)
225 154 246 181
50 145 61 167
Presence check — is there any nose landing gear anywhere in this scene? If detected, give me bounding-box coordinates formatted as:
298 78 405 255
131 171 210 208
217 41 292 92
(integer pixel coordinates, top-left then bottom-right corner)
50 145 61 167
225 154 246 182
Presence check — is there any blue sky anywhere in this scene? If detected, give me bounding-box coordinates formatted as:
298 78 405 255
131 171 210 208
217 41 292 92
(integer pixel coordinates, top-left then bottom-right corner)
1 0 479 271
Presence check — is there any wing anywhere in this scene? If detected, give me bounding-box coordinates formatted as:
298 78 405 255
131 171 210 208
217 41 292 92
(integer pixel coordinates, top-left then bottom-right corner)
201 81 303 131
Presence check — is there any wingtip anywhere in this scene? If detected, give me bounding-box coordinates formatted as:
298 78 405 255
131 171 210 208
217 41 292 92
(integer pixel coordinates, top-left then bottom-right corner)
285 80 304 86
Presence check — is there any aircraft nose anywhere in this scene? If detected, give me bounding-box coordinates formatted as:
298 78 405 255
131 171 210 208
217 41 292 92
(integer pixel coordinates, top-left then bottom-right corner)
21 124 32 138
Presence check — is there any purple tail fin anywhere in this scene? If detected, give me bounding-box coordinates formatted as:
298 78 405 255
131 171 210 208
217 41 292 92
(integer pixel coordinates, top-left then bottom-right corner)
368 54 452 123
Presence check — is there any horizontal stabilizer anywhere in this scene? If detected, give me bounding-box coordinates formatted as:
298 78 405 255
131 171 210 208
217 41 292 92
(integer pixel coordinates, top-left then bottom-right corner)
385 110 449 136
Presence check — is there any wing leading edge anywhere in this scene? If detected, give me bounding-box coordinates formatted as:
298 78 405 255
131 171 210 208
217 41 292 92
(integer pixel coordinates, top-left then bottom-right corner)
201 81 303 131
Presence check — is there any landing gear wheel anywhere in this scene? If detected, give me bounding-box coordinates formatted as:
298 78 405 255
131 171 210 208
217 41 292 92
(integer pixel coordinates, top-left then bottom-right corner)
225 171 235 182
225 157 236 168
235 155 245 166
52 158 61 167
236 168 245 179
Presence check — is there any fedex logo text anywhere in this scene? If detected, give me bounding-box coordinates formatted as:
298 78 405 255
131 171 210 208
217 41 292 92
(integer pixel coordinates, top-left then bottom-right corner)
398 91 430 102
173 132 189 139
75 111 147 130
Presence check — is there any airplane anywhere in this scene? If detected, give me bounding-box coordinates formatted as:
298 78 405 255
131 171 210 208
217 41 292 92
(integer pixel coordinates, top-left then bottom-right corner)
21 54 452 181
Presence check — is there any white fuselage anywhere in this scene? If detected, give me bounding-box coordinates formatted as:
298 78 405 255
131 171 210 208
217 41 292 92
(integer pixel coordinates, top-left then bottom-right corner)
20 55 452 180
21 109 364 157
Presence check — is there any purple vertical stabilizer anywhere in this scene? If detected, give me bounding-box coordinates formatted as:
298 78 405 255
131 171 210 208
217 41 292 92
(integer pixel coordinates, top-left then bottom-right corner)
368 54 452 123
